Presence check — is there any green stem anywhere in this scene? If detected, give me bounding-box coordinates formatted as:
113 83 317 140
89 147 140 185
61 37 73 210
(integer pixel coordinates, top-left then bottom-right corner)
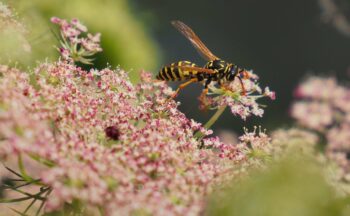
204 106 227 129
98 206 105 216
18 154 33 182
29 153 55 167
36 189 52 216
194 105 227 139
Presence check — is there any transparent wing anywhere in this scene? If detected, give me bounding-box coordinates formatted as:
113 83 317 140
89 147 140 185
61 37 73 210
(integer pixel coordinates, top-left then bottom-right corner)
167 65 216 74
172 20 219 61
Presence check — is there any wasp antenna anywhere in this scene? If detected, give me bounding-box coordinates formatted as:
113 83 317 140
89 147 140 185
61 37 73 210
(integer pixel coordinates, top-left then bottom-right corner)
171 20 188 30
171 20 182 25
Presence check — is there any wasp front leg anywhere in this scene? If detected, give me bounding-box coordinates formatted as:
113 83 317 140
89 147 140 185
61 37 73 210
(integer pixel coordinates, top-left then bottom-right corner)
237 77 247 96
201 78 212 97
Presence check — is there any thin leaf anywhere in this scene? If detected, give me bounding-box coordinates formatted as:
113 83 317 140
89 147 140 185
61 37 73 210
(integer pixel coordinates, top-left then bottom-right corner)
23 198 37 214
4 179 41 190
5 178 27 182
9 207 30 216
6 186 49 201
5 166 23 179
36 189 51 216
29 154 55 168
7 187 36 198
0 196 32 203
18 154 34 182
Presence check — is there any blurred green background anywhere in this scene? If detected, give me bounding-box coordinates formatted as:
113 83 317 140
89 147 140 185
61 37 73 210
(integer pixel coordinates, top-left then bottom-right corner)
206 156 349 216
1 0 159 79
2 0 350 133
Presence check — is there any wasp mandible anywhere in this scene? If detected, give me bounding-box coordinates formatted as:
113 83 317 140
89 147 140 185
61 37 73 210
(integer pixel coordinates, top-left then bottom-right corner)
157 21 250 99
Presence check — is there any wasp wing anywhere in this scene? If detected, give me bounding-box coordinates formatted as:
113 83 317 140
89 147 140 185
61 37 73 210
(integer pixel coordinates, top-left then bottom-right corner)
168 65 216 74
171 20 219 61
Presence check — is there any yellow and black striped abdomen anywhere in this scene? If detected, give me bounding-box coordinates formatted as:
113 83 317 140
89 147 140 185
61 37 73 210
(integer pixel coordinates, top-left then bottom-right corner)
157 61 198 81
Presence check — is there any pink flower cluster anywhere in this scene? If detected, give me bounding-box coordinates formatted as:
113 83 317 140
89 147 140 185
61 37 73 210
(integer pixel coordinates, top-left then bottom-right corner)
291 76 350 179
0 17 278 215
51 17 102 64
203 71 275 120
0 61 253 215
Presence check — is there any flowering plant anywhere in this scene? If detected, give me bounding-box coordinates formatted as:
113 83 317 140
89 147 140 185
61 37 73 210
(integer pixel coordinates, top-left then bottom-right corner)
0 15 276 215
2 7 348 215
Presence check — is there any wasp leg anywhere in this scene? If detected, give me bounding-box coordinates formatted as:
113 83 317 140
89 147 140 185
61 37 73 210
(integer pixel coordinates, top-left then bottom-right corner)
218 80 231 92
199 88 208 99
217 79 222 87
242 70 250 79
198 78 212 107
198 87 209 111
200 78 211 98
237 77 246 96
171 78 198 98
152 79 164 83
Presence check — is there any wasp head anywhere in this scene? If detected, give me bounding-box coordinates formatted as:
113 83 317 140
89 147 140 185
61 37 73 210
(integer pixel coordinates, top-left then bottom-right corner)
226 65 238 81
227 65 251 82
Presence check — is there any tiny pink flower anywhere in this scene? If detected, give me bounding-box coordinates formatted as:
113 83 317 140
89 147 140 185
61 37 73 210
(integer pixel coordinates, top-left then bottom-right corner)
50 16 61 24
71 18 87 32
264 87 276 100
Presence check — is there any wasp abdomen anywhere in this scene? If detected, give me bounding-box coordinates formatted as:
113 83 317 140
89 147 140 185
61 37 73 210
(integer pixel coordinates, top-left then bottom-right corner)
157 61 198 81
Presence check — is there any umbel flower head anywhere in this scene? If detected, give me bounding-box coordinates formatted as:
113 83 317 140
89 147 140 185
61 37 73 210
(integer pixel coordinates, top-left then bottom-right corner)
199 70 275 120
0 60 248 215
51 17 102 64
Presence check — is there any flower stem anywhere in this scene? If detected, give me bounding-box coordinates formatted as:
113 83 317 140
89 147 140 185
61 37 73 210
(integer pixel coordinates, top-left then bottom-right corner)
194 105 227 139
18 154 34 182
204 106 227 129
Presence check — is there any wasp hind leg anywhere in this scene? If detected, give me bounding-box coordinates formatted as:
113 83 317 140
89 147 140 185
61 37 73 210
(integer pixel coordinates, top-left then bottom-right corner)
171 78 198 99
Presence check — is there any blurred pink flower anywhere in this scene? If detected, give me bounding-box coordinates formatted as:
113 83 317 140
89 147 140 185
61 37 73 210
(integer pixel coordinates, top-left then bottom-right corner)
291 101 333 131
292 76 350 180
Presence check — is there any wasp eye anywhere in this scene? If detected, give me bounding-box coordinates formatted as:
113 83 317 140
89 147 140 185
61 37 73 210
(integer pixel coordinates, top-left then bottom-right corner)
230 66 236 74
239 72 245 78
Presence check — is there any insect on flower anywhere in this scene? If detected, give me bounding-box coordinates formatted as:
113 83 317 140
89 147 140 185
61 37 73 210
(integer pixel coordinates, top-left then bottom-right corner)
157 21 252 100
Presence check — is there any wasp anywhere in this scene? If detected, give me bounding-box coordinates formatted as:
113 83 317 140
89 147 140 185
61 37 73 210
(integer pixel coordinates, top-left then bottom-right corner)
157 21 250 99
